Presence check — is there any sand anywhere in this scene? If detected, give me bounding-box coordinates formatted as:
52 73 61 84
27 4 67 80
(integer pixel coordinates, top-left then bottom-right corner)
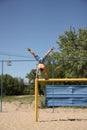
0 101 87 130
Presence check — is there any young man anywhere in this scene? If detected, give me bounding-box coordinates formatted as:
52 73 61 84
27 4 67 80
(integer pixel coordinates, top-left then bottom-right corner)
26 47 55 79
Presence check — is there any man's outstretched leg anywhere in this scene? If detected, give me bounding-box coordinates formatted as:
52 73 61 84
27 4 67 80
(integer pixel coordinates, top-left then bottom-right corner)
45 47 55 57
26 48 36 57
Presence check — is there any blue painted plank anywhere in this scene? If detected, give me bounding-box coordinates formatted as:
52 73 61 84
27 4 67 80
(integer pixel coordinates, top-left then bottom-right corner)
46 85 87 107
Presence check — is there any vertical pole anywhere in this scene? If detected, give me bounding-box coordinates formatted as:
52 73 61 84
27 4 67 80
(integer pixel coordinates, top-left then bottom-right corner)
52 59 54 112
35 78 38 122
1 60 3 112
52 59 54 83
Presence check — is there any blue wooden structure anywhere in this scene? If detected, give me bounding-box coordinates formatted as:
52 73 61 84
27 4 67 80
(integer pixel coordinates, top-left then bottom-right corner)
45 85 87 107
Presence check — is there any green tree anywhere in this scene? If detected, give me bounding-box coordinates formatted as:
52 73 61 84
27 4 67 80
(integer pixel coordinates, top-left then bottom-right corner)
26 69 36 94
0 74 25 95
56 27 87 78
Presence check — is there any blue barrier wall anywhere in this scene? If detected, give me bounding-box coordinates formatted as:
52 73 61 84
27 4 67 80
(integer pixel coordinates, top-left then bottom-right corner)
45 85 87 107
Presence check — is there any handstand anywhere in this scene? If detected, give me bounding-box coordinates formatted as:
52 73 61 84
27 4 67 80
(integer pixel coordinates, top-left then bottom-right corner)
26 47 55 79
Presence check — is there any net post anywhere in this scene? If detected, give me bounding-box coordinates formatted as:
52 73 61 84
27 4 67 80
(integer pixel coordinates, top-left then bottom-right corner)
34 78 87 122
35 78 38 122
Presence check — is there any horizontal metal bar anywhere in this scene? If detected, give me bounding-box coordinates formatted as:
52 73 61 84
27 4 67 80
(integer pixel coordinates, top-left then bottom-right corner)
0 59 35 62
37 78 87 82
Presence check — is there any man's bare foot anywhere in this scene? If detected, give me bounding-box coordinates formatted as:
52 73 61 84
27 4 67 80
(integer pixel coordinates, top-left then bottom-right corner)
51 47 56 51
26 48 31 51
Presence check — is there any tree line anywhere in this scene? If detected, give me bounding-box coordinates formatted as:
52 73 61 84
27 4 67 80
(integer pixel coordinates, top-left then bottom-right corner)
0 27 87 96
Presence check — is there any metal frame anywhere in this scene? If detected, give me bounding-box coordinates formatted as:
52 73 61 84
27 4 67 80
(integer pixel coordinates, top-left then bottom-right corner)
0 59 35 112
35 78 87 122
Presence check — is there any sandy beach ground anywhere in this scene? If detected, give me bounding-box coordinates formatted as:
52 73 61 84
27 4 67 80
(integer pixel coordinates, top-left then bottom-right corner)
0 101 87 130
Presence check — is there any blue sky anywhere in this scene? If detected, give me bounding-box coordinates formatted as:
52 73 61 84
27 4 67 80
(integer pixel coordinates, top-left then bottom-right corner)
0 0 87 80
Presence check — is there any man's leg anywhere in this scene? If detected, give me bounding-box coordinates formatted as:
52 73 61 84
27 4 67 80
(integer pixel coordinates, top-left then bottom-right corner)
26 48 40 62
45 47 55 57
26 48 36 57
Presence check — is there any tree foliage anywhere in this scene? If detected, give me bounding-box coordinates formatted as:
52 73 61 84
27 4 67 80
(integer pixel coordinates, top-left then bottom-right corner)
55 27 87 78
0 74 25 95
26 69 36 94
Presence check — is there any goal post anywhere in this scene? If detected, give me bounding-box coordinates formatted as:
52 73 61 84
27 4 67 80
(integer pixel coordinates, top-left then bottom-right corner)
35 78 87 122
